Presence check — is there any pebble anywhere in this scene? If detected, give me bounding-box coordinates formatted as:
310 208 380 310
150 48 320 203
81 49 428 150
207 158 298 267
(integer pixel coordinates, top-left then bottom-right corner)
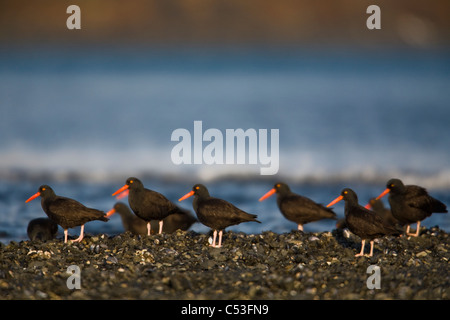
416 251 428 258
0 227 448 299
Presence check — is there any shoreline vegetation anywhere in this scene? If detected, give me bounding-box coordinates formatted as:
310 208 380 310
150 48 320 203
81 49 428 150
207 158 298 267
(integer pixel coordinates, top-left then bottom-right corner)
0 227 448 300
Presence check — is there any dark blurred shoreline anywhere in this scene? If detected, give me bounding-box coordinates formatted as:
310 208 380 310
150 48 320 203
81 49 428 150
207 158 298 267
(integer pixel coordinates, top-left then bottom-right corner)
0 228 448 300
1 1 449 48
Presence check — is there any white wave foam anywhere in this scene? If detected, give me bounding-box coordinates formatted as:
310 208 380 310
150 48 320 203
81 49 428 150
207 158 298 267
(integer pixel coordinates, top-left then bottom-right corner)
1 146 449 190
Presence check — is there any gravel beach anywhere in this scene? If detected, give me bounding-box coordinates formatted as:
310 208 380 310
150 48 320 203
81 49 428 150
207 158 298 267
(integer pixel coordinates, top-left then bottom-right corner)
0 227 448 301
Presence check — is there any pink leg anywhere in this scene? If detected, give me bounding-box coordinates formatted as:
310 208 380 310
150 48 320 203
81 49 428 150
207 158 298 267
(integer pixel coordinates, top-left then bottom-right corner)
72 225 85 243
158 220 163 234
216 230 223 248
210 230 217 247
147 222 151 236
64 229 69 243
297 224 304 231
355 239 366 257
369 240 374 257
407 221 421 237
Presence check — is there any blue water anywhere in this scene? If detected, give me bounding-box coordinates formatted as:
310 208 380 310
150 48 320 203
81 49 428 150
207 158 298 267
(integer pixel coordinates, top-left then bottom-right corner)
0 46 449 243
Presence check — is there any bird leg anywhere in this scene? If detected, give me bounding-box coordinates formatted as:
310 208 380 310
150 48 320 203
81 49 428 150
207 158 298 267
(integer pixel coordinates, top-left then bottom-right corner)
355 239 366 257
71 225 85 243
210 230 217 247
297 224 304 232
406 221 421 237
147 222 151 236
369 240 374 257
217 230 223 248
64 229 69 243
158 220 163 234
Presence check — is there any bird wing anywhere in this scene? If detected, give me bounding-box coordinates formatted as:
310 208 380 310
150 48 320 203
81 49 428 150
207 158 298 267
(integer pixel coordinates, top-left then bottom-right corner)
143 189 178 210
197 197 258 227
280 194 336 219
47 196 87 215
346 205 398 238
201 198 242 217
46 196 106 226
405 186 447 213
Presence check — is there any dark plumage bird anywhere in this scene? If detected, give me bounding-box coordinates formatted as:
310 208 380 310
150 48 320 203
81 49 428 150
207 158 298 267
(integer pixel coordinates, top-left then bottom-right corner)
161 208 198 233
259 182 337 231
179 184 261 248
27 217 58 241
327 188 401 257
366 198 399 227
26 185 108 243
342 198 399 231
106 202 148 235
373 178 447 237
106 202 197 235
112 177 187 236
335 218 347 230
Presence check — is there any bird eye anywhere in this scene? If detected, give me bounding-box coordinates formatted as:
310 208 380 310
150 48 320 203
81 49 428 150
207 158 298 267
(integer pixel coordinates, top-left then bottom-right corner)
344 190 348 194
42 187 46 191
195 186 199 190
276 184 280 188
130 180 134 184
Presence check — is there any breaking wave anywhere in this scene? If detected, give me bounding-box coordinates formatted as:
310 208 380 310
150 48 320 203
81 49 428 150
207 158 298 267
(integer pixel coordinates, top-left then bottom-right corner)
1 146 449 190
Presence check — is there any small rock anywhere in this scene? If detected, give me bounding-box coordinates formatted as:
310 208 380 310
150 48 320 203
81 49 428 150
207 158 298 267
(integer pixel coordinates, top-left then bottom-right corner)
106 256 118 264
416 251 428 258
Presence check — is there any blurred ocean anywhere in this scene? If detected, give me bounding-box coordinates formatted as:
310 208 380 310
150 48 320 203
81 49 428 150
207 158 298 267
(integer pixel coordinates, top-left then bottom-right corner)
0 46 449 243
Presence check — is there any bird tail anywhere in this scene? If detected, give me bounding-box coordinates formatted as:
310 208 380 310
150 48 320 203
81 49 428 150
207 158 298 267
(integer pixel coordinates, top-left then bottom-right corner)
431 198 447 213
249 213 261 223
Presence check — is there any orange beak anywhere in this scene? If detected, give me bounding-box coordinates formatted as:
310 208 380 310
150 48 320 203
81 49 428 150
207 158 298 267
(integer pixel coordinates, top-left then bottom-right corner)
25 192 41 203
115 189 129 200
326 195 343 207
259 188 276 202
179 190 195 202
112 184 129 196
375 188 390 200
106 208 116 218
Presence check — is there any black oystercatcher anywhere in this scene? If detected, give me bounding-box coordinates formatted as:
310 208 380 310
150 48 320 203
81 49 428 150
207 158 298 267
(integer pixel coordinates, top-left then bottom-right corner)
106 202 148 235
373 178 447 237
27 217 58 241
327 188 400 257
365 198 399 227
179 184 261 248
161 207 198 233
112 177 185 236
26 185 108 243
335 218 348 230
259 182 337 231
107 202 197 235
